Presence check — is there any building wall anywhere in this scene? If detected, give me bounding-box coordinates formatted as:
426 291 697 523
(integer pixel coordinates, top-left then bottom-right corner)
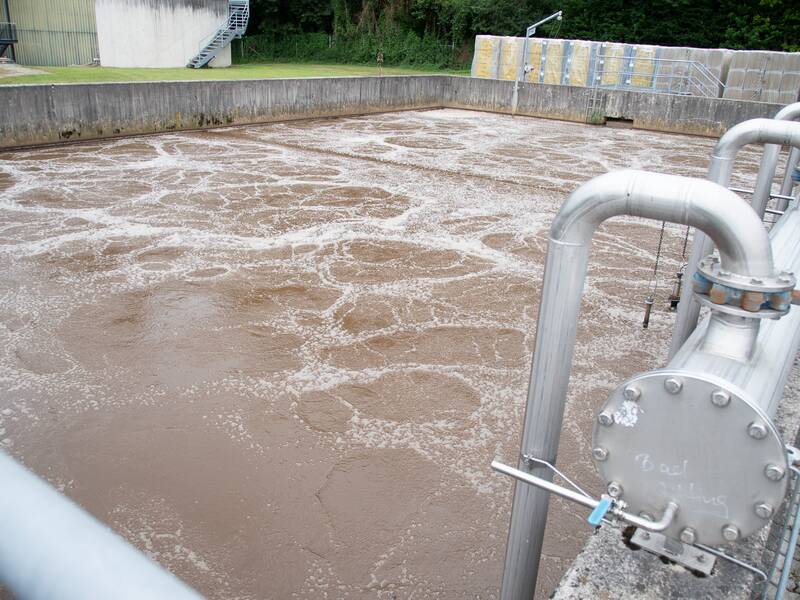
95 0 231 68
8 0 98 66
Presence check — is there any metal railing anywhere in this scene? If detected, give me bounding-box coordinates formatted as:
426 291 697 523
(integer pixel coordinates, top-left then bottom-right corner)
590 53 725 98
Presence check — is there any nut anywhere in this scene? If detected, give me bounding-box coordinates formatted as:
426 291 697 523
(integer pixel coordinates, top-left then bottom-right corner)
711 390 731 407
623 385 641 401
607 482 623 498
664 378 683 394
748 422 767 440
592 447 608 461
765 464 786 481
755 503 774 519
722 524 740 542
679 527 697 545
598 412 614 427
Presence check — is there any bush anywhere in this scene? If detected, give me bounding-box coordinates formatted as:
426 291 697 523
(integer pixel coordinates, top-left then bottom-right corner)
233 25 468 70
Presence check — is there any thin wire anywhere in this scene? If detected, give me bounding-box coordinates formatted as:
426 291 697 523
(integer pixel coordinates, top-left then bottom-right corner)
647 221 667 296
523 456 594 500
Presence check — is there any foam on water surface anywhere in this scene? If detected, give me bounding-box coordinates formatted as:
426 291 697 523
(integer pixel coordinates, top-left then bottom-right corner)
0 109 765 598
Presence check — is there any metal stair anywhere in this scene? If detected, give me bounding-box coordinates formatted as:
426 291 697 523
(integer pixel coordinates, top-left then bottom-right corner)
187 0 249 69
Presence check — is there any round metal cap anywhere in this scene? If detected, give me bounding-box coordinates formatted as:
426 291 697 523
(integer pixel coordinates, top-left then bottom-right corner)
592 370 788 546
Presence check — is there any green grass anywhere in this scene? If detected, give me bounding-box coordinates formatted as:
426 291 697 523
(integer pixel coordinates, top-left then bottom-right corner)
0 63 467 85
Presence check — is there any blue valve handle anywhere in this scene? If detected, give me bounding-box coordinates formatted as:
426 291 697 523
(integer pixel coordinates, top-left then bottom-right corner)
588 497 613 527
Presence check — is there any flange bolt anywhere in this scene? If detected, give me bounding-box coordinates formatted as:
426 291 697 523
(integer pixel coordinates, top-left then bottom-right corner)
721 524 740 542
592 447 608 461
748 422 767 440
623 385 641 401
711 390 730 407
607 481 623 498
664 378 683 394
679 527 697 545
755 503 774 519
598 412 614 427
765 464 786 481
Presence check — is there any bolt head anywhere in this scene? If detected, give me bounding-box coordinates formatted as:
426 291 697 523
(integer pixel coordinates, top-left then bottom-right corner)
680 527 697 544
592 447 608 461
664 377 683 394
598 412 614 427
719 270 731 277
696 553 707 563
607 482 623 498
721 524 740 542
755 502 774 519
765 464 786 481
711 390 731 407
623 385 641 401
750 277 763 285
748 422 767 440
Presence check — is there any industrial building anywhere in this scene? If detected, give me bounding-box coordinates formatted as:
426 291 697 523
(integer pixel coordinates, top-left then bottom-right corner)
0 0 247 68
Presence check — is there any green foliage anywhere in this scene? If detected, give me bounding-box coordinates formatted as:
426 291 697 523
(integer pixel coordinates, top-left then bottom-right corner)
238 0 800 71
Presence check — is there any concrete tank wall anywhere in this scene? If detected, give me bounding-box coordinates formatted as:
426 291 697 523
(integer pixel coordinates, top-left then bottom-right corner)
95 0 231 68
0 76 786 149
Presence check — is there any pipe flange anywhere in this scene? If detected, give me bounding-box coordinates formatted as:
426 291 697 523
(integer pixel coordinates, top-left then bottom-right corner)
696 256 795 293
693 256 795 315
694 294 784 320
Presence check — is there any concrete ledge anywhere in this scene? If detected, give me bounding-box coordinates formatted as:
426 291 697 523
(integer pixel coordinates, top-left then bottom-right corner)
0 75 787 149
0 76 445 148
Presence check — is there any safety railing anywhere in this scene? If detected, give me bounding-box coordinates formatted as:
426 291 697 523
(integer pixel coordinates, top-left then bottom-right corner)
590 53 725 98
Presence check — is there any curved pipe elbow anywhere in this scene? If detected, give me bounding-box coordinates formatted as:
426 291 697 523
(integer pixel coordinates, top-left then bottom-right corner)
551 169 774 278
714 118 800 162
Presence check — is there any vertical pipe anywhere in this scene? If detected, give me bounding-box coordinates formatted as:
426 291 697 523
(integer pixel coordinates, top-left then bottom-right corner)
751 103 800 217
779 147 800 202
669 118 800 358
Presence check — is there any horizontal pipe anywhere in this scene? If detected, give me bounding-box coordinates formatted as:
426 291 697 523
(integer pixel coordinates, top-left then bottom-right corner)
501 169 775 600
671 118 800 357
0 452 202 600
492 461 679 532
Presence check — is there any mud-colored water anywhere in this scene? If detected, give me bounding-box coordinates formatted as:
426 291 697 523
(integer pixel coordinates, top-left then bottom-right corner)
0 109 765 598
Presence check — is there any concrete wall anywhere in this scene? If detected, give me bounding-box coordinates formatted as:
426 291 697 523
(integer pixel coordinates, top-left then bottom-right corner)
0 76 445 147
0 75 787 149
95 0 230 68
445 77 783 138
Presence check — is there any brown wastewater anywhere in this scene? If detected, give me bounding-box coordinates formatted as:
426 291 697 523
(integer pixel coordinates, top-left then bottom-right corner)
0 109 765 598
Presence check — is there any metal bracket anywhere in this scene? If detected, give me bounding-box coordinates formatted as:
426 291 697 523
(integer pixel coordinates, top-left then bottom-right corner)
630 528 716 575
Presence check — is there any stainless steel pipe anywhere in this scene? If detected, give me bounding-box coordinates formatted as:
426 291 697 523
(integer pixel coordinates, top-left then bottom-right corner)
0 451 202 600
670 118 800 357
779 147 800 203
751 103 800 218
669 204 800 418
500 170 776 600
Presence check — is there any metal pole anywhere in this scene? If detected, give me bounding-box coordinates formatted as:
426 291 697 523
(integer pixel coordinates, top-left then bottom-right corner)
512 11 562 114
500 170 775 600
779 147 800 201
670 118 800 358
0 451 202 600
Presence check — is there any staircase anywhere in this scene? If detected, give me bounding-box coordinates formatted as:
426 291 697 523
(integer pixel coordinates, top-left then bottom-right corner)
187 0 249 69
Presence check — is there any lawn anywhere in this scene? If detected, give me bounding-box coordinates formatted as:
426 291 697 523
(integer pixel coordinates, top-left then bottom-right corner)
0 63 467 85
